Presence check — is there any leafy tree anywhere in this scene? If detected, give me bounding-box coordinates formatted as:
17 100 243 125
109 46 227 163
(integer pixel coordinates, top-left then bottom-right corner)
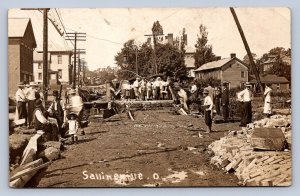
259 47 291 82
243 53 258 74
152 21 163 47
115 22 186 80
194 24 216 68
155 43 186 78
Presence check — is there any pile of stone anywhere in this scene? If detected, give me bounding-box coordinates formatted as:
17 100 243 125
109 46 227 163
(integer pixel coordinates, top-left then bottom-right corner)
208 115 292 186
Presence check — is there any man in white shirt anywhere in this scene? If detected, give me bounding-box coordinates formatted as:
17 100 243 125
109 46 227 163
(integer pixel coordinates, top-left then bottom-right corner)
203 89 213 133
26 82 38 127
153 77 162 100
132 77 141 100
15 82 27 126
237 82 253 127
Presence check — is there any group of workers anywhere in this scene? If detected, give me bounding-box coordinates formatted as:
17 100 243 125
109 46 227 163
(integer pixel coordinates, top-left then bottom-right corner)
14 82 84 144
109 76 172 101
14 77 274 138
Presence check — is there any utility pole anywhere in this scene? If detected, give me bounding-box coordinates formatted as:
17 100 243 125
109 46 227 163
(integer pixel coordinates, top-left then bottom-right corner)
21 8 64 101
230 7 263 91
42 9 49 100
66 32 86 89
72 49 86 88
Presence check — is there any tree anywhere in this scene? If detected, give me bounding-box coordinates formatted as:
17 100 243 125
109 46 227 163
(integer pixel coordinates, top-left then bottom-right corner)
155 43 186 78
115 40 139 79
243 53 257 74
194 24 216 68
259 47 291 82
152 21 163 47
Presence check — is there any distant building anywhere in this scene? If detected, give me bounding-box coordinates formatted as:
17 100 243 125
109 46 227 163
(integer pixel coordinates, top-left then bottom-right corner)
8 18 37 97
249 74 290 91
261 53 291 73
194 53 249 88
33 50 73 86
184 46 196 78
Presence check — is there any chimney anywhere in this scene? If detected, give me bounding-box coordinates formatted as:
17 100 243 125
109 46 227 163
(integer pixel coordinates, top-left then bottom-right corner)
230 53 236 58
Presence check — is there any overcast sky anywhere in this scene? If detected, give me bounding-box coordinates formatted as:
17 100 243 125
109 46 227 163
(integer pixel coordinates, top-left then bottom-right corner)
9 7 290 71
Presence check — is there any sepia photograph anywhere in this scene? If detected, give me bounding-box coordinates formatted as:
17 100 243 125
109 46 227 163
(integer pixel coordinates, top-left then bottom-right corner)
8 7 291 188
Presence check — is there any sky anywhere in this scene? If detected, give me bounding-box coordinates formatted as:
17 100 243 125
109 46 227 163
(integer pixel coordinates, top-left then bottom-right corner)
8 7 291 71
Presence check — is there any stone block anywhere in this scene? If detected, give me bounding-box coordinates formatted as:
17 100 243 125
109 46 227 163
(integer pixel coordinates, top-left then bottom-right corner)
251 128 286 151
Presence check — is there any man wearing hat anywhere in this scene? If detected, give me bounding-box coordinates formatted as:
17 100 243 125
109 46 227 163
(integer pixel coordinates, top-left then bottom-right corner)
203 88 213 133
26 82 38 127
237 82 253 127
132 77 141 100
48 90 66 137
221 81 230 122
34 98 58 141
15 82 27 126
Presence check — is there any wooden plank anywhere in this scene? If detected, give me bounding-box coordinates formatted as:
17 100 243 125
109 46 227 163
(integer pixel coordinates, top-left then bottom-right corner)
10 161 51 182
9 159 44 188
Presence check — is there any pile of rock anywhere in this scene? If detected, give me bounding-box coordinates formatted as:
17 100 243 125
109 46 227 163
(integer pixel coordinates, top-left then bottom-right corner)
208 115 292 186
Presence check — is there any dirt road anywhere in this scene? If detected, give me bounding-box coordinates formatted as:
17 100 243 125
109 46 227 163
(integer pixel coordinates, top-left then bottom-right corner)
28 110 240 187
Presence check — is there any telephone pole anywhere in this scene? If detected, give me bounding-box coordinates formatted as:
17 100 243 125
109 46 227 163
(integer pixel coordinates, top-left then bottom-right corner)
21 8 64 101
230 7 263 91
66 32 86 89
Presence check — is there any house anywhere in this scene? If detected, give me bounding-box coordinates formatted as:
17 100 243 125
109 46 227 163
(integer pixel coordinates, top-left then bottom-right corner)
249 74 290 91
33 50 73 86
184 46 196 78
8 18 37 97
261 53 291 73
194 53 249 88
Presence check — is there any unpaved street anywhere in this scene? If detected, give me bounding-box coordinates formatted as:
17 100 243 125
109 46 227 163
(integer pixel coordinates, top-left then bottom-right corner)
28 110 240 187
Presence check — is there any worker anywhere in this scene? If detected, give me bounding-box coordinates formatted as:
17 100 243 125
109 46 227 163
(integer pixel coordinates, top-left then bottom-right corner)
203 89 213 133
221 82 230 122
237 82 253 127
263 84 273 117
14 82 27 127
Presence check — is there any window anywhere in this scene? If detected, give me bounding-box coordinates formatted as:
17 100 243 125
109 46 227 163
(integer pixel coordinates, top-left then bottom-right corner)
58 69 62 79
277 84 280 90
241 71 245 78
38 63 42 69
58 55 62 64
38 73 42 80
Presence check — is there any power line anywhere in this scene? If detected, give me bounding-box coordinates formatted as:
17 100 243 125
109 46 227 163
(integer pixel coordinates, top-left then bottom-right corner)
55 8 74 49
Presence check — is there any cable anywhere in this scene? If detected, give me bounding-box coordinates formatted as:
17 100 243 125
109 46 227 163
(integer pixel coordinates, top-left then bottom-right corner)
55 8 74 48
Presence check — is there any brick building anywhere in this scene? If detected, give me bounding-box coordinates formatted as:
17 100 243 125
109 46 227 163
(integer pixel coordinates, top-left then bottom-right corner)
194 54 249 88
8 18 37 97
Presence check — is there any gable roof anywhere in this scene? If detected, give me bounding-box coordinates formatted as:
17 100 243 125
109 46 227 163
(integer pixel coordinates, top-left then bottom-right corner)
8 18 30 37
249 74 289 84
194 58 232 72
194 57 248 72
